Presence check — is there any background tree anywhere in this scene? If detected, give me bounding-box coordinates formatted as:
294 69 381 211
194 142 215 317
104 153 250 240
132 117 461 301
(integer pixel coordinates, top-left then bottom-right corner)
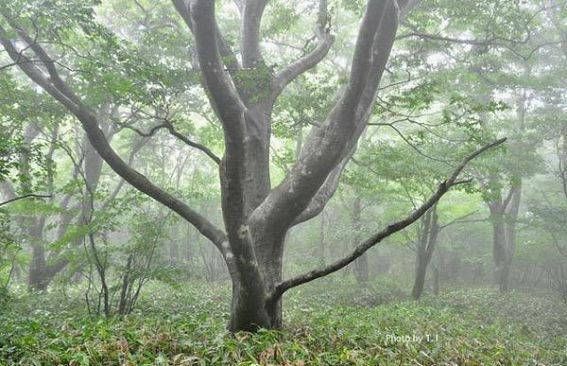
0 0 543 332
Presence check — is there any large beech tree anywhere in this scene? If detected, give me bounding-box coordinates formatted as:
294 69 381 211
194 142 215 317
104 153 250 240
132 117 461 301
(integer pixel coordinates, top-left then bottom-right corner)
0 0 505 331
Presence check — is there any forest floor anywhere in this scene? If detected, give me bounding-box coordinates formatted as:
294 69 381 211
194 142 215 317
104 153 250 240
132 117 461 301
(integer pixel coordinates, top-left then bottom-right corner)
1 279 566 365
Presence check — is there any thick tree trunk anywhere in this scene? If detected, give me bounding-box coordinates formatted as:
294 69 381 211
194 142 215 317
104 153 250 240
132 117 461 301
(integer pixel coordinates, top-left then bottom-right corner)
223 97 284 329
228 231 295 331
251 257 284 329
0 0 426 333
229 278 272 331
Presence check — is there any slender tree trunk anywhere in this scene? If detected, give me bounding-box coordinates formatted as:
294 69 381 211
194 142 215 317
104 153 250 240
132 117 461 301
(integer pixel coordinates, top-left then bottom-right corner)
352 197 369 283
491 209 508 291
412 259 428 300
432 262 440 295
17 125 49 292
490 182 521 292
412 206 439 300
28 244 48 291
503 183 521 290
319 210 326 266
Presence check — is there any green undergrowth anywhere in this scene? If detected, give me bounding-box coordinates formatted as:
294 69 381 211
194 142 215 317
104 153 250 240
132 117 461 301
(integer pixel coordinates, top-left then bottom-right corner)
1 281 566 365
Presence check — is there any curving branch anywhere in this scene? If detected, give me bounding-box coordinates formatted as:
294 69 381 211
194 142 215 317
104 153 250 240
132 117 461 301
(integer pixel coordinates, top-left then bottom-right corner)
171 0 240 72
251 0 397 231
2 16 82 106
118 121 221 165
0 18 228 252
271 37 334 102
0 194 52 207
166 126 222 165
190 0 263 284
271 0 334 101
369 121 452 164
268 138 507 302
189 1 248 129
291 149 350 227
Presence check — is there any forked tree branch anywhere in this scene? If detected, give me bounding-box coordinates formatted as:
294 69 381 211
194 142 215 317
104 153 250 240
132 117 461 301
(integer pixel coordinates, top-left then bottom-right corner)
0 18 228 253
171 0 240 72
268 137 507 302
190 0 263 281
251 0 396 232
271 0 334 101
291 149 351 226
277 0 399 229
190 0 248 131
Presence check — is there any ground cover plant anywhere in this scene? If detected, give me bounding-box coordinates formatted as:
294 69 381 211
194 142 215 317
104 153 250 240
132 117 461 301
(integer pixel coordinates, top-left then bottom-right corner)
1 281 566 365
0 0 566 364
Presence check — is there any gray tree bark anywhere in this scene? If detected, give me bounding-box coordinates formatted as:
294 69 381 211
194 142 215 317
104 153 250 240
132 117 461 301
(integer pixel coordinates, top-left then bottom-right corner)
411 205 439 300
489 182 521 292
352 197 370 284
1 0 504 331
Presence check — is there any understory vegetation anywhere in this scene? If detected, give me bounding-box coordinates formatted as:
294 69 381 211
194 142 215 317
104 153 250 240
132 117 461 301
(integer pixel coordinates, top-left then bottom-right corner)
1 0 566 363
1 281 566 365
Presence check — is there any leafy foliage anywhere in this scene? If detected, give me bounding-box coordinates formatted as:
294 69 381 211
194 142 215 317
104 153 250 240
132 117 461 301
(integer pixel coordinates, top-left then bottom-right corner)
1 283 566 365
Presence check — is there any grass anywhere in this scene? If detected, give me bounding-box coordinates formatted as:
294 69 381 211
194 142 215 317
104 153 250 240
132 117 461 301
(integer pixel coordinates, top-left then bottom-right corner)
0 279 566 365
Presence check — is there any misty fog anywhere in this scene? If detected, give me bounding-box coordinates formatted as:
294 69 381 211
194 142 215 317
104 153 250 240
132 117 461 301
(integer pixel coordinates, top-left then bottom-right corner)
0 0 566 364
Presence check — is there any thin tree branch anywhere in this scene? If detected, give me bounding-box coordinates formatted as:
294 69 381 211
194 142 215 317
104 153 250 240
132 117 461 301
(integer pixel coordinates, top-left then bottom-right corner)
0 18 228 253
439 210 480 229
166 125 222 165
0 194 52 207
271 0 334 101
271 35 334 102
117 121 221 165
368 121 453 164
268 138 506 301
